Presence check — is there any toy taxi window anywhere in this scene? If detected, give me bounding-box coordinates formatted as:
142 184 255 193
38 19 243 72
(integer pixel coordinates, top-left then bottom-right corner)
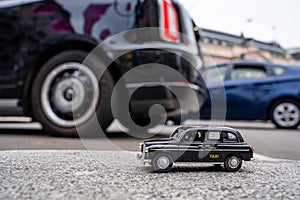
207 131 220 141
222 132 237 143
194 131 204 142
182 130 197 143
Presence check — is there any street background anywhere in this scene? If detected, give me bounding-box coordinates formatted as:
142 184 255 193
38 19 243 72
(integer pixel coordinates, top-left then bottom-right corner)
0 119 299 160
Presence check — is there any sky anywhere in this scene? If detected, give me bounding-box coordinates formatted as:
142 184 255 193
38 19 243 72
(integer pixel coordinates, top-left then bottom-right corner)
177 0 300 49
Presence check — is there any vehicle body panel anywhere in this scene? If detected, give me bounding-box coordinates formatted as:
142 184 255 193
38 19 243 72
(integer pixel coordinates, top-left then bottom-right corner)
0 0 205 119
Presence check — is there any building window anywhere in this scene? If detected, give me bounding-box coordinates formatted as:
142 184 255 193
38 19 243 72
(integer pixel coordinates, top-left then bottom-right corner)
221 41 227 46
212 39 219 45
203 37 210 43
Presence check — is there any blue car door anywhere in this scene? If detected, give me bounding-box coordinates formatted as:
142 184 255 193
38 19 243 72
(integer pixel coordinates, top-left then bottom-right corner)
224 64 274 119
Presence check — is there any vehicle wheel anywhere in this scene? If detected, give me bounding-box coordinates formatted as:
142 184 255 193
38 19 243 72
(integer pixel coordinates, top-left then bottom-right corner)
31 50 114 137
152 153 173 173
224 156 242 172
271 100 300 129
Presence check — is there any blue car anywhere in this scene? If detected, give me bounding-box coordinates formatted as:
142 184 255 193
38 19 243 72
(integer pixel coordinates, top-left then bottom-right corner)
201 61 300 129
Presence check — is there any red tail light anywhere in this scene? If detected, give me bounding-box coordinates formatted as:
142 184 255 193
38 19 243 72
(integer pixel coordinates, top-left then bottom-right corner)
250 145 255 152
159 0 180 43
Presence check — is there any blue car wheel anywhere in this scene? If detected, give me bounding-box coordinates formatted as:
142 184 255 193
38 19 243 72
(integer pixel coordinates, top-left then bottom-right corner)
271 100 300 129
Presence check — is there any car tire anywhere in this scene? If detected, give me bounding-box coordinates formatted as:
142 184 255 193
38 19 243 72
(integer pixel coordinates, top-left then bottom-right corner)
31 50 114 137
224 155 242 172
270 99 300 129
152 153 173 173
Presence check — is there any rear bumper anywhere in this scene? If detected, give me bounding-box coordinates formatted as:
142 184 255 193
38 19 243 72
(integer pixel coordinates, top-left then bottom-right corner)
244 156 255 161
107 43 206 118
128 82 205 117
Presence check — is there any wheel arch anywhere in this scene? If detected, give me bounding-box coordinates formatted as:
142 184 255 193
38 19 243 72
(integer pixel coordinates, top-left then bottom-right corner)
225 153 241 159
151 150 174 160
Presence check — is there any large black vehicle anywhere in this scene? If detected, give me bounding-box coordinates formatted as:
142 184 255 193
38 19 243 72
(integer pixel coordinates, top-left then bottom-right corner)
0 0 205 136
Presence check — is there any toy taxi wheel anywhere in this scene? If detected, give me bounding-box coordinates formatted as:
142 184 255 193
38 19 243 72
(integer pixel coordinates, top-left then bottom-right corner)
224 156 242 172
152 153 173 173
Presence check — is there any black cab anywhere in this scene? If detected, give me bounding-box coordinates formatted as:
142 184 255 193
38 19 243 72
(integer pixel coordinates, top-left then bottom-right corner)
138 126 254 172
0 0 205 136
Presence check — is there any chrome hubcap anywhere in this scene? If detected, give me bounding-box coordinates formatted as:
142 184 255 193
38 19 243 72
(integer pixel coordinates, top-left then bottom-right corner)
273 102 300 127
41 62 99 127
52 77 85 113
157 156 170 169
228 156 239 168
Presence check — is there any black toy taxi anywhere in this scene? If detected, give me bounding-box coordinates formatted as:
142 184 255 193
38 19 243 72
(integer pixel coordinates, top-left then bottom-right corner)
138 126 254 172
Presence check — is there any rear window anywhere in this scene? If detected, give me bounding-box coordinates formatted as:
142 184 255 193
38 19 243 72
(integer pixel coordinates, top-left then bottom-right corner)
222 132 237 143
272 65 286 76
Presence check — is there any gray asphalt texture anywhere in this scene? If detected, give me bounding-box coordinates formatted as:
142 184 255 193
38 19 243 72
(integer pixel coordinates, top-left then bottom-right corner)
0 151 299 200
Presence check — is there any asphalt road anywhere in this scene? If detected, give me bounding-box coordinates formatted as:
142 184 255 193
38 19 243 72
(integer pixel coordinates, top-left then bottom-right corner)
0 151 299 199
0 119 299 160
1 120 300 199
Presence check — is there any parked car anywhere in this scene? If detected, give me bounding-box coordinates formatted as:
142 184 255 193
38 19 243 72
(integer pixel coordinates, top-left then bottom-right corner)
201 61 300 129
0 0 206 136
138 126 254 172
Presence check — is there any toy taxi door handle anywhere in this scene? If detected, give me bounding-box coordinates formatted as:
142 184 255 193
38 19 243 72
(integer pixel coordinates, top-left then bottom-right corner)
202 144 215 149
198 144 212 148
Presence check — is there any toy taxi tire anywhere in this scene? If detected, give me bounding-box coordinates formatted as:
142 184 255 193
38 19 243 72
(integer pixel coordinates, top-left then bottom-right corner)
224 155 242 172
152 153 173 173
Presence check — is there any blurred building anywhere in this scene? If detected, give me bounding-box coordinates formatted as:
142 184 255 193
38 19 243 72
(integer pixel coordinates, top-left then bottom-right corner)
287 48 300 66
199 28 295 66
